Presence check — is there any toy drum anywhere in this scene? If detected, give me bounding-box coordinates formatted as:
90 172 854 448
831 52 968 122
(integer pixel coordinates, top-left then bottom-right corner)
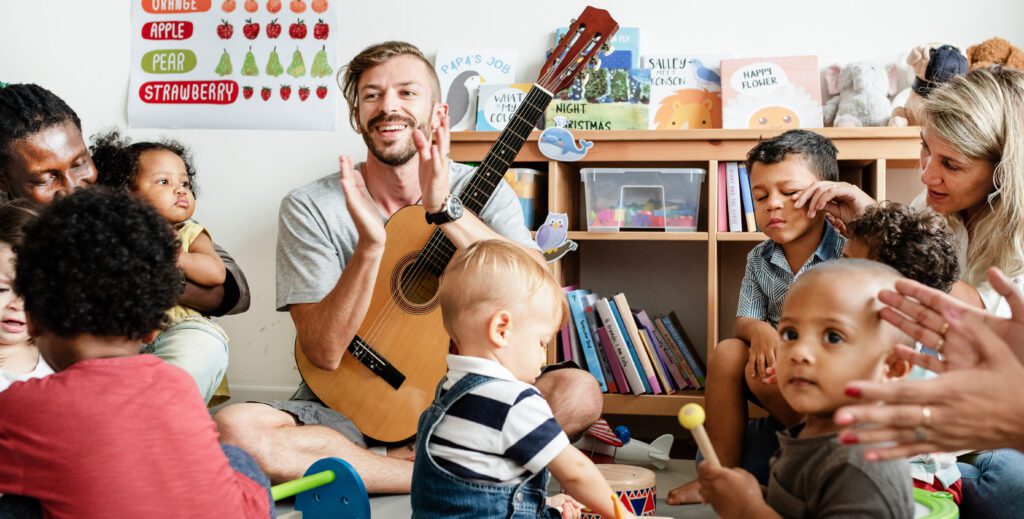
914 488 958 519
581 464 657 518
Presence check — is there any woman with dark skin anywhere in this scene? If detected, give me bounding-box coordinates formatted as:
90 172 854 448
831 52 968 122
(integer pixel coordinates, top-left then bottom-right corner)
0 83 250 316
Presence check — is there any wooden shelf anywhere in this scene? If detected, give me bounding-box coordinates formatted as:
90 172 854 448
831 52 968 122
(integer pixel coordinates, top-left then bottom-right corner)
568 231 709 241
602 392 706 416
716 232 768 242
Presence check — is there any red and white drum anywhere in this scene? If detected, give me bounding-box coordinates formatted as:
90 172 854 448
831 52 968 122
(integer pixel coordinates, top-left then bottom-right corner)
581 464 657 518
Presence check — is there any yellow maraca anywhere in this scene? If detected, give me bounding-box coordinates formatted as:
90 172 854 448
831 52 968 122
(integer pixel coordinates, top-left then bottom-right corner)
678 403 720 467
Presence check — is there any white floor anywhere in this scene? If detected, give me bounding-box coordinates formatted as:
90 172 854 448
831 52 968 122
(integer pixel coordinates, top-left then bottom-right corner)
275 459 715 518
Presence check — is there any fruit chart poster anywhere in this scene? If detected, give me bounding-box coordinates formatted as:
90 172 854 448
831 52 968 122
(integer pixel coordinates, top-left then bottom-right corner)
129 0 339 130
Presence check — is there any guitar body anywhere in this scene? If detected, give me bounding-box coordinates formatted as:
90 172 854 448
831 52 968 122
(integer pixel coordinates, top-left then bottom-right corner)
293 6 617 444
295 205 450 443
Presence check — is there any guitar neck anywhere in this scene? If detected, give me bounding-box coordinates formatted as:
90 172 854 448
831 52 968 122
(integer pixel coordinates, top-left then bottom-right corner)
418 85 553 275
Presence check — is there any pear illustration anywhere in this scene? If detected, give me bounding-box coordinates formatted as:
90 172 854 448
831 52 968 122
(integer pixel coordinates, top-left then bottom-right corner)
310 45 332 78
287 47 306 78
214 49 232 76
266 47 284 77
241 46 259 76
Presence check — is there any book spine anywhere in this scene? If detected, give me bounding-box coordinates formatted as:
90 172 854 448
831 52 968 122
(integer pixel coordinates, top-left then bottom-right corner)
635 311 690 389
638 327 674 394
560 324 572 363
669 311 708 375
654 318 698 388
585 307 617 393
567 291 607 391
717 161 728 232
598 326 630 393
608 299 652 394
596 298 645 395
660 315 706 387
739 162 756 232
612 294 659 394
726 161 743 232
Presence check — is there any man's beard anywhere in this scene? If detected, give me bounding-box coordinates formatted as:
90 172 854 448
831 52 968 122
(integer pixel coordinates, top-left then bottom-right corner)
361 113 429 166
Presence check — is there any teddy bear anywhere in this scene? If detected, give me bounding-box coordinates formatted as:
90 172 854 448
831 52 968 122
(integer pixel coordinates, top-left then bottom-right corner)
889 44 967 127
966 37 1024 70
823 62 896 127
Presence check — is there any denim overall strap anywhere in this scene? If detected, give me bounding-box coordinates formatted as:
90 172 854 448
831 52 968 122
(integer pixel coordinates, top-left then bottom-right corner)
412 372 558 518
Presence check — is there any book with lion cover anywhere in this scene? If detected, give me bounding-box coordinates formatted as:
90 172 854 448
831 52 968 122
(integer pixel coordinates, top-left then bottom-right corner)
720 55 823 130
644 54 730 130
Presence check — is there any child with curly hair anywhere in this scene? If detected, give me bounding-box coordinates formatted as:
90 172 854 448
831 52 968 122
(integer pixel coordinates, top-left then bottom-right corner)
0 200 49 392
0 188 271 518
90 130 229 404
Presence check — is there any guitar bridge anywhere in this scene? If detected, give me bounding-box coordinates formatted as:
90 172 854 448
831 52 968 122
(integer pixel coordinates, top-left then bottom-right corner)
348 337 406 390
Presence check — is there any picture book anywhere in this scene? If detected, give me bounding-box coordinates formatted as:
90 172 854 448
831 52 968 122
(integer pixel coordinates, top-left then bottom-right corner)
435 50 516 131
739 163 757 231
567 290 606 391
554 27 639 70
643 54 729 130
595 298 645 395
546 68 651 130
476 83 535 132
720 55 823 130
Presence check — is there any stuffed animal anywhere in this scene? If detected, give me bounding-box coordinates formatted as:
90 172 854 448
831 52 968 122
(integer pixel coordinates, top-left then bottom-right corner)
889 44 967 127
823 62 896 127
966 37 1024 70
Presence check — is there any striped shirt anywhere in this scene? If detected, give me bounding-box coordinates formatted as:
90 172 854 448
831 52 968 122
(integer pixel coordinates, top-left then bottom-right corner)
427 355 570 484
737 222 845 327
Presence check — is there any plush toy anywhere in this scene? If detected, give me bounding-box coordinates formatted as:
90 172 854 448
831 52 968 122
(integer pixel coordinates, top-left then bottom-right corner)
823 62 896 127
889 44 967 127
966 37 1024 70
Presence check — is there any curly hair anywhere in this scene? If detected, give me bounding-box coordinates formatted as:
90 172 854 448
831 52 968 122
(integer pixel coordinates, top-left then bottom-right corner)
0 84 82 170
746 129 839 182
90 128 199 196
15 188 181 340
845 202 959 293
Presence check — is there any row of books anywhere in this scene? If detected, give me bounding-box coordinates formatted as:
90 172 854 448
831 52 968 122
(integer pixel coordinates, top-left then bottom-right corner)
717 161 759 233
560 287 707 395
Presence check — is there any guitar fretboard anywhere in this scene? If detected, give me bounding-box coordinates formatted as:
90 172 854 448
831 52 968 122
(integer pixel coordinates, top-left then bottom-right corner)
417 85 554 277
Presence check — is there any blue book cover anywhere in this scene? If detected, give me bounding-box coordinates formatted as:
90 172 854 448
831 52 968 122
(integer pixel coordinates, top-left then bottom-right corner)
738 163 757 231
567 290 607 391
609 301 652 393
554 27 639 70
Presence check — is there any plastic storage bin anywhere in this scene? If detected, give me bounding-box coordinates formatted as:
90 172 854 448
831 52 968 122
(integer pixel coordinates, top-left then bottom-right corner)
581 167 705 232
503 168 545 230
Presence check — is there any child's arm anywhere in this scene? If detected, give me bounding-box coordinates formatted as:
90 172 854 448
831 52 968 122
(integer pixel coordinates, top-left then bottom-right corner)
178 231 227 286
698 462 780 519
735 317 781 380
547 445 636 519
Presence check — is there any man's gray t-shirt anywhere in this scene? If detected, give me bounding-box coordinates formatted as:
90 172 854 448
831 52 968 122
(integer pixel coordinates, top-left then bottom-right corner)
277 161 538 401
767 425 914 518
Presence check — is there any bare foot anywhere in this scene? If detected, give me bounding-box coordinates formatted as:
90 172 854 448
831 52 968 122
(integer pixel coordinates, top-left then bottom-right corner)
385 442 416 461
666 478 702 505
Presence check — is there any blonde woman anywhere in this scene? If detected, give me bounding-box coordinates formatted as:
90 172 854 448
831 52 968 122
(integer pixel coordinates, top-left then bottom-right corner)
796 66 1024 519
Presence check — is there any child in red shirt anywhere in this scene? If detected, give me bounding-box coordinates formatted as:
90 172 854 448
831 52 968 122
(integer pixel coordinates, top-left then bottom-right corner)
0 188 272 518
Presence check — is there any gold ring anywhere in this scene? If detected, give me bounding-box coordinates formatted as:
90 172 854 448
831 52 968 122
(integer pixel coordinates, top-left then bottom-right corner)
934 336 945 351
939 321 950 335
914 426 928 443
921 406 932 427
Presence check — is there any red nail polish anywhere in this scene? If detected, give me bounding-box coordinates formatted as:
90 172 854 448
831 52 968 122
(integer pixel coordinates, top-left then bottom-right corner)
839 434 858 444
845 387 862 397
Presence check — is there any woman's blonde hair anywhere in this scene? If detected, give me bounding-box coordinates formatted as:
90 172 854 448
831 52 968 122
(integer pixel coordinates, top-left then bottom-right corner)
920 66 1024 285
438 240 566 339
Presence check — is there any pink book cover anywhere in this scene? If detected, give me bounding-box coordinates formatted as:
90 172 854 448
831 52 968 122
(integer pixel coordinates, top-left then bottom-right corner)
717 161 728 232
598 327 630 394
560 285 578 362
720 55 823 130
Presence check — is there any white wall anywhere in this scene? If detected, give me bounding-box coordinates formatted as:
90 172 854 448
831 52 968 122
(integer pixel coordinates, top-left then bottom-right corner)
3 0 1023 397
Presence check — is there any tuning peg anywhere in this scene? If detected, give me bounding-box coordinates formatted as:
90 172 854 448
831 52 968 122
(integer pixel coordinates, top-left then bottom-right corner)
589 56 600 68
576 23 586 33
570 18 576 25
602 43 614 56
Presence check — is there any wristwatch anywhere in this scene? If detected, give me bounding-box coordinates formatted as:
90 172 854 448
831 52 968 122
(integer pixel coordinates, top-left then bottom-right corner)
425 193 464 225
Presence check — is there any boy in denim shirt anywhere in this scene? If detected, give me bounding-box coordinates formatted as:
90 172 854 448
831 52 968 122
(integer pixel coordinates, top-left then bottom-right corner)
411 240 633 519
670 130 846 504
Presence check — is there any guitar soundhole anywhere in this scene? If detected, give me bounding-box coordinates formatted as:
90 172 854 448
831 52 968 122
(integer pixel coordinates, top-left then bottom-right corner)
391 252 441 314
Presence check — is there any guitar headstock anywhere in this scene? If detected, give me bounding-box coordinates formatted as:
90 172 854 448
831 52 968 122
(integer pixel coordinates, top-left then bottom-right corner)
538 6 619 93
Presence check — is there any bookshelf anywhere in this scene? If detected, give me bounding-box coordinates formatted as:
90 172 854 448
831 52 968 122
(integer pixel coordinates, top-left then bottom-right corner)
451 127 922 416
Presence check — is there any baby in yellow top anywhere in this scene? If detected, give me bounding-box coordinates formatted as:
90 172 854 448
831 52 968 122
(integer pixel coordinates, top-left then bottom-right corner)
91 130 229 404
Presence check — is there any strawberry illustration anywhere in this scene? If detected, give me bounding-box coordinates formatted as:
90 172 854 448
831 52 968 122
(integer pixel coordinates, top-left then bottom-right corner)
216 20 233 39
298 86 310 101
280 85 292 100
243 19 260 39
289 19 307 39
313 19 328 40
266 18 281 38
243 86 254 99
261 86 272 101
316 84 327 99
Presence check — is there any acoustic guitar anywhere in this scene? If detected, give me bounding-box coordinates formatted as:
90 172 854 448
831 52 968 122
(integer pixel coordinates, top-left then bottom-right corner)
296 7 619 442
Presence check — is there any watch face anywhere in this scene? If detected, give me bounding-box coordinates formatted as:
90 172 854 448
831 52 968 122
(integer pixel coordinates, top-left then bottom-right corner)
449 195 464 218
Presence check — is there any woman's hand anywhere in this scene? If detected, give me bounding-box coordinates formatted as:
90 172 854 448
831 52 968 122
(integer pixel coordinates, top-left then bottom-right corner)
792 181 875 221
834 307 1024 459
339 155 386 249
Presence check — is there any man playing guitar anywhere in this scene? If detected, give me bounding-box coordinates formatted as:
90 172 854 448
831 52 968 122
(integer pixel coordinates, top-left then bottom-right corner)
214 41 602 493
